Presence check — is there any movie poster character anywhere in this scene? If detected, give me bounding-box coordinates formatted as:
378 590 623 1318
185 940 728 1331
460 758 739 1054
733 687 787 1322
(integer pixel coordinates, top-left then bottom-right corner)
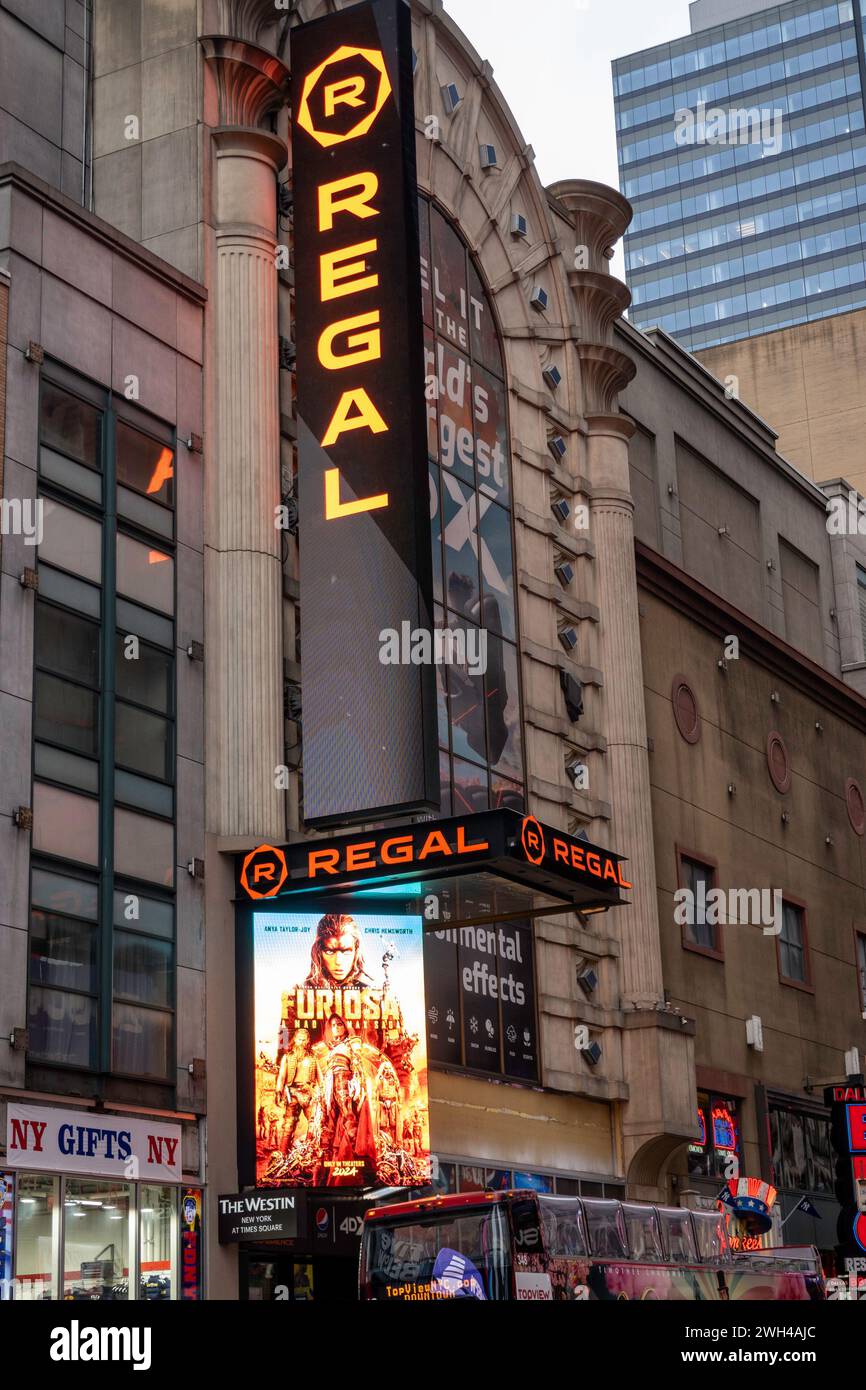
254 912 430 1189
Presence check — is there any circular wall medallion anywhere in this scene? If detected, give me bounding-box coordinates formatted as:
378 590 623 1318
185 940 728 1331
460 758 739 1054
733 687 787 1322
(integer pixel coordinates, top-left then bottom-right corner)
766 731 792 795
846 778 866 836
671 675 700 745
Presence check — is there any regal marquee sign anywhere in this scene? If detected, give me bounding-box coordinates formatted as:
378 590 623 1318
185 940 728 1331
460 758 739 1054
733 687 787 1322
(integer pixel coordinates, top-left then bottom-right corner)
293 0 437 827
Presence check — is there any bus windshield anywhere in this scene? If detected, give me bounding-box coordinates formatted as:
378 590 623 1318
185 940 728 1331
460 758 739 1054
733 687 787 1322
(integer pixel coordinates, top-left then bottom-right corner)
361 1203 512 1301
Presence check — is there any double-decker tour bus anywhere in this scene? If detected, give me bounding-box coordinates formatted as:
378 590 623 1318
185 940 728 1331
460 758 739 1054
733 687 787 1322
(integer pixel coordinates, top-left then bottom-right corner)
359 1190 826 1301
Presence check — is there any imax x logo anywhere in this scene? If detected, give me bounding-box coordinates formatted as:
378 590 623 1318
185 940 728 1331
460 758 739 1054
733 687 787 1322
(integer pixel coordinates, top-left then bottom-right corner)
440 473 507 595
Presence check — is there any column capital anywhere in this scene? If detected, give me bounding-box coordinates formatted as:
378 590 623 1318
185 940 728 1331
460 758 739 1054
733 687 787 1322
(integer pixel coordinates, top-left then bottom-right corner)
201 34 290 130
548 178 633 272
576 344 636 416
568 270 631 344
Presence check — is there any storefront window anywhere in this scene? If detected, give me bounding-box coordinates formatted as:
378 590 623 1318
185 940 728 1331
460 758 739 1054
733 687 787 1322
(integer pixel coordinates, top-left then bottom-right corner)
770 1106 834 1193
14 1173 59 1301
139 1185 177 1300
63 1179 132 1300
11 1173 192 1300
688 1092 742 1178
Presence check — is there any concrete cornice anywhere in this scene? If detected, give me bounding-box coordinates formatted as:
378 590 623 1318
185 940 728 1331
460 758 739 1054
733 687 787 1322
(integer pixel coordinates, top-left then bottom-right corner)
0 162 207 304
636 538 866 731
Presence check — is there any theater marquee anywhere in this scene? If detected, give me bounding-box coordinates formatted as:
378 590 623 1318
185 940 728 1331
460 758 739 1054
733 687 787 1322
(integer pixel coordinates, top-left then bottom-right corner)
293 0 437 827
235 811 630 1189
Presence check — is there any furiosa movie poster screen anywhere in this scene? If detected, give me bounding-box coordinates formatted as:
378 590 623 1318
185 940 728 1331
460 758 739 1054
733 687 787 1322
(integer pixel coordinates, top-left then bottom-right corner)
253 912 430 1189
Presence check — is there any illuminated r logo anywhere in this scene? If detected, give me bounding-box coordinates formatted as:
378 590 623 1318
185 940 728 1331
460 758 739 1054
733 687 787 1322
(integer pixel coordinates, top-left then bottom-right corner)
324 75 366 117
240 845 289 899
521 815 546 866
296 45 393 148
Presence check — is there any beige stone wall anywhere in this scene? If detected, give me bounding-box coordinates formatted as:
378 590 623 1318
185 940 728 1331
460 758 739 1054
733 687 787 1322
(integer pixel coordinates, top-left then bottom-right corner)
639 574 866 1177
0 270 7 505
695 308 866 496
407 1 630 1170
92 0 203 277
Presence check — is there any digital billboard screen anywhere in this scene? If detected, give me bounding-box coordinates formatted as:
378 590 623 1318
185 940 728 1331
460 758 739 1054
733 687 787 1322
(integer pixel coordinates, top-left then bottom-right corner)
253 910 430 1189
292 0 437 826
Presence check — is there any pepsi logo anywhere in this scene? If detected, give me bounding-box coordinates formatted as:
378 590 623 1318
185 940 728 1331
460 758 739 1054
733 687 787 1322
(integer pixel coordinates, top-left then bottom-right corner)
315 1206 329 1236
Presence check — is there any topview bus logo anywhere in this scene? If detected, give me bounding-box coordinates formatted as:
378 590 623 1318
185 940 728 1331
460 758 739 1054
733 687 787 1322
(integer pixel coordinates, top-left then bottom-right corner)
296 44 393 147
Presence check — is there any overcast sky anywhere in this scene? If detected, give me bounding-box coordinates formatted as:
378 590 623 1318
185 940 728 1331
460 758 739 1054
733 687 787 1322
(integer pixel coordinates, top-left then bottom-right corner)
443 0 692 190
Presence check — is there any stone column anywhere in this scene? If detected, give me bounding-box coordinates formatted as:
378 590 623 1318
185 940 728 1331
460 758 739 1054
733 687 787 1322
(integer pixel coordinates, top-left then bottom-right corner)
550 179 663 1008
548 180 697 1197
201 35 289 839
585 414 664 1005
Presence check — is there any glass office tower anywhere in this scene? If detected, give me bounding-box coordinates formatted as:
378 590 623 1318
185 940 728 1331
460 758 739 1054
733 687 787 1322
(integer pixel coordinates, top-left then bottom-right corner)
613 0 866 349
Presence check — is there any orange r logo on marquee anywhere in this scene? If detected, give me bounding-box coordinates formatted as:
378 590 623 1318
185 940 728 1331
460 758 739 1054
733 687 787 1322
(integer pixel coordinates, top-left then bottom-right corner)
296 45 393 148
240 845 288 899
521 815 546 866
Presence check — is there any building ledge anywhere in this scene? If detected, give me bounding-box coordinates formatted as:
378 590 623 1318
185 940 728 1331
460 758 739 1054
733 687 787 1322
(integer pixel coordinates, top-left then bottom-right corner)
0 162 207 304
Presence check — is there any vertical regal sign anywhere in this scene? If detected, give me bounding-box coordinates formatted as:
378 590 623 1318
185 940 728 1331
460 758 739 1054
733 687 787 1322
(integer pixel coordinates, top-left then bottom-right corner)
293 0 438 826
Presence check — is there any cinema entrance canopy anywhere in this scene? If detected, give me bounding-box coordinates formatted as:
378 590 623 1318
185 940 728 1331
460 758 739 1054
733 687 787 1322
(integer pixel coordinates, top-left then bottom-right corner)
236 810 631 928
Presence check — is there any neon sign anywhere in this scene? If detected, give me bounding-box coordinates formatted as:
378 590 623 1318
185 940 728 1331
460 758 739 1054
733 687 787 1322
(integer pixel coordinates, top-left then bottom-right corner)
293 0 437 827
712 1105 737 1152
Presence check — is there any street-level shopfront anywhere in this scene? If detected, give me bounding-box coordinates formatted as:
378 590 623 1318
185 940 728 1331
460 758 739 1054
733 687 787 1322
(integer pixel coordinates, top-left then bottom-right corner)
1 1102 202 1300
757 1084 840 1263
231 1165 627 1303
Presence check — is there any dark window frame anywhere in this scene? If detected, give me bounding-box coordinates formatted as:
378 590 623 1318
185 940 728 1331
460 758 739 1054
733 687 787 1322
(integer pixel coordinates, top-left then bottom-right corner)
854 928 866 1012
775 895 814 993
676 845 724 961
29 362 178 1087
688 1089 743 1180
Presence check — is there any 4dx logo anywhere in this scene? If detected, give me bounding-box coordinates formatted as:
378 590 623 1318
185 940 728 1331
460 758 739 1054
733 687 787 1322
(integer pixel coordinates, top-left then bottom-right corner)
296 45 392 148
240 845 288 900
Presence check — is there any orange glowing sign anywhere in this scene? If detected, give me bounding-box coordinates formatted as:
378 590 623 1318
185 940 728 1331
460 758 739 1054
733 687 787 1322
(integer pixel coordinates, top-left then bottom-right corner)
292 0 437 827
241 845 289 900
517 815 633 890
296 44 392 148
146 446 174 497
521 815 546 866
306 823 490 880
315 175 391 521
296 37 398 522
730 1234 763 1252
238 811 630 906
